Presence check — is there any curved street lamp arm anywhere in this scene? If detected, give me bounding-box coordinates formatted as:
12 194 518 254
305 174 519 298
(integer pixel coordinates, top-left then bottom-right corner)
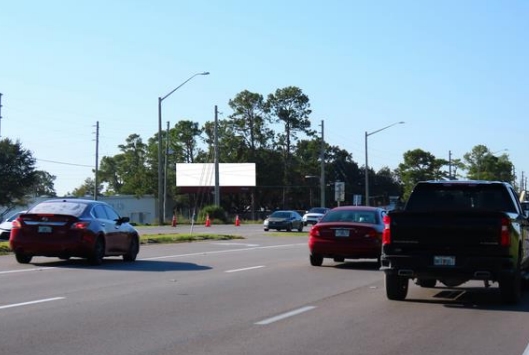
366 121 405 137
160 71 210 102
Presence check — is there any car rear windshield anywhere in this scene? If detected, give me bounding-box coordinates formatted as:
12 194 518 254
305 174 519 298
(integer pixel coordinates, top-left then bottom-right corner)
406 183 516 213
29 202 88 217
321 210 377 223
271 212 290 218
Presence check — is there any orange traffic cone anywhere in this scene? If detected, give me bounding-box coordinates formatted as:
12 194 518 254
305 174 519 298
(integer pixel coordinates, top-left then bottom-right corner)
171 214 177 227
235 215 240 227
205 214 211 227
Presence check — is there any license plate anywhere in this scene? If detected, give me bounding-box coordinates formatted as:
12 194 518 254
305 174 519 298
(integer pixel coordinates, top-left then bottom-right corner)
38 226 52 233
335 229 350 237
434 256 455 266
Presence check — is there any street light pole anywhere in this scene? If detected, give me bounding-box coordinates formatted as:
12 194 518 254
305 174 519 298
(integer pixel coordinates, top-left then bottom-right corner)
320 120 325 207
158 71 209 225
364 121 405 206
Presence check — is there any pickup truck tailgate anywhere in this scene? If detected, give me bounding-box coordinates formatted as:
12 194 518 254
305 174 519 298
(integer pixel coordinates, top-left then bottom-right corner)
388 210 506 250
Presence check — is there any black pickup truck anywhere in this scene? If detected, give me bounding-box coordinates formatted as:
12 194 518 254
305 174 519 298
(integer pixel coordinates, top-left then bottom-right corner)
381 180 529 304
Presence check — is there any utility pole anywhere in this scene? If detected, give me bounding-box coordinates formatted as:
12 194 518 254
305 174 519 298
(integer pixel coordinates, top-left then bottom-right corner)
163 120 170 219
214 105 220 206
94 121 99 200
448 150 452 179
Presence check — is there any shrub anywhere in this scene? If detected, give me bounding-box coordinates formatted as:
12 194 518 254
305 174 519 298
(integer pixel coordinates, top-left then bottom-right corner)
199 205 227 223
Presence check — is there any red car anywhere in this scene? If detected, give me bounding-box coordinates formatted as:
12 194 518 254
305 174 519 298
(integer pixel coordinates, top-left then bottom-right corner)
308 206 387 266
9 199 140 265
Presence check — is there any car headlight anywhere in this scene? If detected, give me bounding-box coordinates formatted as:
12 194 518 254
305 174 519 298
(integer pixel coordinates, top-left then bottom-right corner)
264 220 269 226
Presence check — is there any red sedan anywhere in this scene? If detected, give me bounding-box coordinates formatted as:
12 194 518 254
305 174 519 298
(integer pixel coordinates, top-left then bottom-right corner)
10 199 140 265
308 206 387 266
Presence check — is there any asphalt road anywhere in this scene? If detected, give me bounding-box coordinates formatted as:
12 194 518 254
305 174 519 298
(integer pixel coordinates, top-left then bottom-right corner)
1 224 529 355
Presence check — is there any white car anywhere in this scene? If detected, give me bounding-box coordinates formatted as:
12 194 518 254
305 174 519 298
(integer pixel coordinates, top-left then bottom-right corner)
0 210 26 240
302 207 330 226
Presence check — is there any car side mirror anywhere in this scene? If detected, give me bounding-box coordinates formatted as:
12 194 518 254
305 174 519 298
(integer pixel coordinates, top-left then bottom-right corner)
116 216 130 224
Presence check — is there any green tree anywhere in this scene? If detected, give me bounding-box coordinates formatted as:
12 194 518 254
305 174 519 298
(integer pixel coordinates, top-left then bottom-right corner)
99 134 152 196
396 149 448 200
31 170 57 197
463 145 513 182
265 86 315 208
71 177 103 197
0 138 38 210
227 90 274 159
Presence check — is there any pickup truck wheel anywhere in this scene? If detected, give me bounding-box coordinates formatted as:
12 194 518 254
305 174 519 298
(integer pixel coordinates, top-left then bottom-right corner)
416 278 436 288
500 270 522 304
310 254 324 266
385 273 408 300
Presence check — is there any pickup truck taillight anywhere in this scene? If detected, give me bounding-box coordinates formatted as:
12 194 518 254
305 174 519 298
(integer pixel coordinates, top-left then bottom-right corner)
382 215 391 245
500 217 510 247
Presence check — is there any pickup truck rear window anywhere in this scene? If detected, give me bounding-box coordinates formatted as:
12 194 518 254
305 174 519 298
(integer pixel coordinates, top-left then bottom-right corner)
406 183 516 213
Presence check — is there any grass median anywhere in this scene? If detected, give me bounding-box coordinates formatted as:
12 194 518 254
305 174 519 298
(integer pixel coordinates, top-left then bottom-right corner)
0 233 245 256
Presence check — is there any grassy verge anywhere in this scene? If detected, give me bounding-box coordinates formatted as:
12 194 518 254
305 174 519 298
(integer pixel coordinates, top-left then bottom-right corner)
0 233 245 256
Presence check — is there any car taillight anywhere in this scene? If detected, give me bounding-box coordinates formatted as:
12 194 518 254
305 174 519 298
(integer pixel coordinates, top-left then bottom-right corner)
500 217 510 247
382 215 391 245
12 219 22 230
309 225 321 238
71 221 90 230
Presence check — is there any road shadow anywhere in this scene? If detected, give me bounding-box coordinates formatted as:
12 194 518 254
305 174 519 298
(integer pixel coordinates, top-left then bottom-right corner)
333 260 381 271
404 284 529 312
30 258 212 272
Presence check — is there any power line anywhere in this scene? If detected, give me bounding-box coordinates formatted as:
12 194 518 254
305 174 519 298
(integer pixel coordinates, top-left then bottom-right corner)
36 158 93 168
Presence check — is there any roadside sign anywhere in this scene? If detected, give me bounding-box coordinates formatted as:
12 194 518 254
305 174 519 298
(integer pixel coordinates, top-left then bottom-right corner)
335 182 345 202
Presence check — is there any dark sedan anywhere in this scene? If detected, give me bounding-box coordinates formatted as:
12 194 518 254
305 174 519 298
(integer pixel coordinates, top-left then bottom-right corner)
308 206 386 266
263 210 304 232
9 199 140 265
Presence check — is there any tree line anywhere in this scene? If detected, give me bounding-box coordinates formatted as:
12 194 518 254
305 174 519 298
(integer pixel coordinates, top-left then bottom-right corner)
0 86 518 218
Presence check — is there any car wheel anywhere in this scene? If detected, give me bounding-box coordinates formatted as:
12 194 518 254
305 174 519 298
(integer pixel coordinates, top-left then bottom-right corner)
385 273 408 301
88 237 105 266
123 236 139 262
310 254 324 266
15 252 32 264
264 228 269 232
297 224 303 232
416 278 436 288
286 223 292 232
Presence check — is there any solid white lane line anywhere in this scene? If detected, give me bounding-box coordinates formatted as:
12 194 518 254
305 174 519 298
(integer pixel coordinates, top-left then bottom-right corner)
255 306 316 325
225 265 265 273
141 243 305 261
522 342 529 355
0 297 65 310
0 267 57 275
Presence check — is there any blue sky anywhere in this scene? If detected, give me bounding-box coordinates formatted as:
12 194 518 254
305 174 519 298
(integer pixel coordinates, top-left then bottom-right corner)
1 1 528 195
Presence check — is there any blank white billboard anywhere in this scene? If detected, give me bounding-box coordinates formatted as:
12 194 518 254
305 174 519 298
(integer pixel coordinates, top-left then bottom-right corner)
176 163 256 187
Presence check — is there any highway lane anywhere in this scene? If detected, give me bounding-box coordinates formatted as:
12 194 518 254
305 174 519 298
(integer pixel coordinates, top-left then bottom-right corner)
1 225 529 355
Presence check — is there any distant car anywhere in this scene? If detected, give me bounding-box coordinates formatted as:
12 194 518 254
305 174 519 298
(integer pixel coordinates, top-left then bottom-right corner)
308 206 387 266
0 210 27 240
264 210 304 232
9 199 140 265
521 201 529 217
302 207 330 226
